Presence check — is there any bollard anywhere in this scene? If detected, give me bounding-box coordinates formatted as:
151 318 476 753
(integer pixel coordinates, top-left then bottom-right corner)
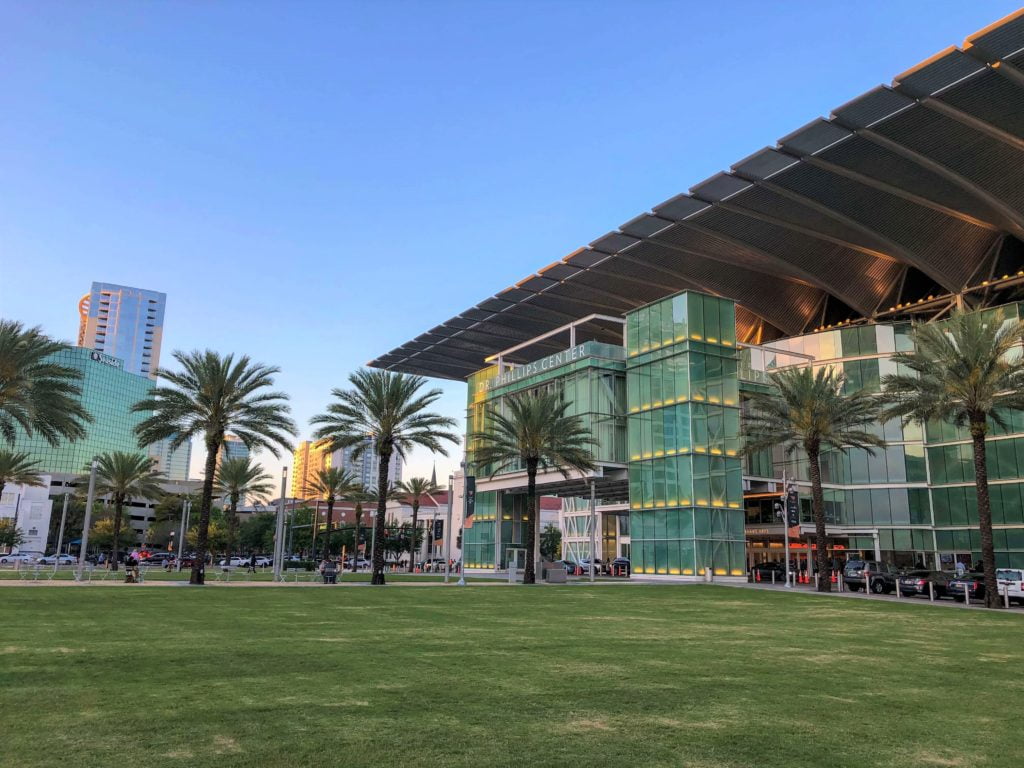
771 571 776 585
963 583 970 607
864 570 870 596
1004 584 1011 610
894 578 900 600
814 573 819 589
928 580 935 602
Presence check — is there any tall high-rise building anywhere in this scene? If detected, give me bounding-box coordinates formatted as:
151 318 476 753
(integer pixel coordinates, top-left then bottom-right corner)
331 439 403 490
148 436 192 482
291 440 333 498
78 282 166 380
214 434 250 475
9 347 153 475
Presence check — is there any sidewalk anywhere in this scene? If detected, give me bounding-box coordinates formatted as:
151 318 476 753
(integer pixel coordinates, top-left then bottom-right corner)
721 578 1024 612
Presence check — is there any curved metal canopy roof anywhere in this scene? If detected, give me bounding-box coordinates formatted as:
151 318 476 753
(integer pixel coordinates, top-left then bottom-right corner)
370 10 1024 381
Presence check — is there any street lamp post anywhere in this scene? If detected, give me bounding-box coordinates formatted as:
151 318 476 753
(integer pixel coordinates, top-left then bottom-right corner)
458 459 469 587
444 474 453 584
53 493 70 573
75 459 99 581
273 468 288 581
176 499 191 572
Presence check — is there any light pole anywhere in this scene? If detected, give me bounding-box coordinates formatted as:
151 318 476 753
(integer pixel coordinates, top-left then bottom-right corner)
444 474 454 584
176 499 191 572
75 458 99 581
589 479 597 583
273 468 288 581
53 493 70 573
458 459 469 586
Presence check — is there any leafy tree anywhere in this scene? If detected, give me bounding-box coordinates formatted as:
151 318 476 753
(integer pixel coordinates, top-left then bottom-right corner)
0 450 45 489
305 467 361 561
213 457 273 554
883 309 1024 608
187 513 228 554
744 366 883 592
239 512 276 554
88 517 132 555
540 523 562 561
396 476 439 571
91 452 164 570
0 519 25 549
133 351 297 584
311 370 458 585
0 319 91 447
470 391 595 584
46 494 85 554
150 490 198 555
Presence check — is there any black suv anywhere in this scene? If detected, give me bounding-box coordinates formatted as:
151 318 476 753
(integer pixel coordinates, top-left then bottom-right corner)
843 560 900 594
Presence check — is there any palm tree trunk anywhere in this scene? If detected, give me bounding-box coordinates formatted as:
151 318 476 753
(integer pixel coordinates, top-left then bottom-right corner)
807 443 830 593
524 459 538 584
971 423 1000 608
192 437 221 586
111 496 123 572
227 493 239 554
371 448 390 585
322 498 335 562
408 500 419 573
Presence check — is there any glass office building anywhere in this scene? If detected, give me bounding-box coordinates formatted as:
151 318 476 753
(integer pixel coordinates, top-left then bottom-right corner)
370 14 1024 575
11 347 153 475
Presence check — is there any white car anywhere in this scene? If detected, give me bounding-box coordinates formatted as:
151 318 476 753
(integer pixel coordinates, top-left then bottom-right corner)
997 568 1024 605
0 553 39 565
218 556 248 567
38 554 78 565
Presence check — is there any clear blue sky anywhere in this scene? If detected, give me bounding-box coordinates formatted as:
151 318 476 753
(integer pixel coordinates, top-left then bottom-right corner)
1 1 1019 483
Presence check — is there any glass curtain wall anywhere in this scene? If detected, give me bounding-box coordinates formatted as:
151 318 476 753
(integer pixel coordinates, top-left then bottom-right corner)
626 292 745 577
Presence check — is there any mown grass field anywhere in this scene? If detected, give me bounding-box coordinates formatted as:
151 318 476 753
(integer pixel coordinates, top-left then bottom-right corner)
1 584 1021 768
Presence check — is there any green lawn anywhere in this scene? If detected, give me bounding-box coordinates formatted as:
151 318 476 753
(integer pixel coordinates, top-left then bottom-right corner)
1 585 1021 768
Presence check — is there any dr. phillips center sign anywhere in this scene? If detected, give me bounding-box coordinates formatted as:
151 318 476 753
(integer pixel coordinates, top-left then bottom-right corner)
479 343 589 394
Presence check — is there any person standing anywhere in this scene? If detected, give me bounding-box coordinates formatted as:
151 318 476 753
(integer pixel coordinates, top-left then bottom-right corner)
248 552 257 573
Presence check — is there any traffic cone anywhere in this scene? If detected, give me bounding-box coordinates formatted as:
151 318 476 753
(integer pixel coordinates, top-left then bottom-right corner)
755 569 761 582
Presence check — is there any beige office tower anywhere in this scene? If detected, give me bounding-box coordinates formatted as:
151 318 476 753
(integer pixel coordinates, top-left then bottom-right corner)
78 282 166 381
291 441 333 498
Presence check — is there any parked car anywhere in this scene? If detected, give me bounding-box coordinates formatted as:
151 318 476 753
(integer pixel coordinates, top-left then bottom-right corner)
0 552 39 565
418 558 447 572
219 556 248 567
843 560 900 593
609 557 631 576
561 560 587 576
344 558 372 571
948 572 986 602
898 570 953 598
578 558 605 575
752 561 787 583
142 552 174 565
997 568 1024 605
252 556 272 568
38 554 78 565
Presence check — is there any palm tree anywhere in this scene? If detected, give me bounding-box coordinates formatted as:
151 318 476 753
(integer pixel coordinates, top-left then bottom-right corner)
744 366 883 593
213 457 273 554
470 391 595 584
305 466 361 561
133 351 297 584
91 452 164 571
883 309 1024 608
311 370 458 585
0 319 91 447
397 476 439 572
0 450 44 489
